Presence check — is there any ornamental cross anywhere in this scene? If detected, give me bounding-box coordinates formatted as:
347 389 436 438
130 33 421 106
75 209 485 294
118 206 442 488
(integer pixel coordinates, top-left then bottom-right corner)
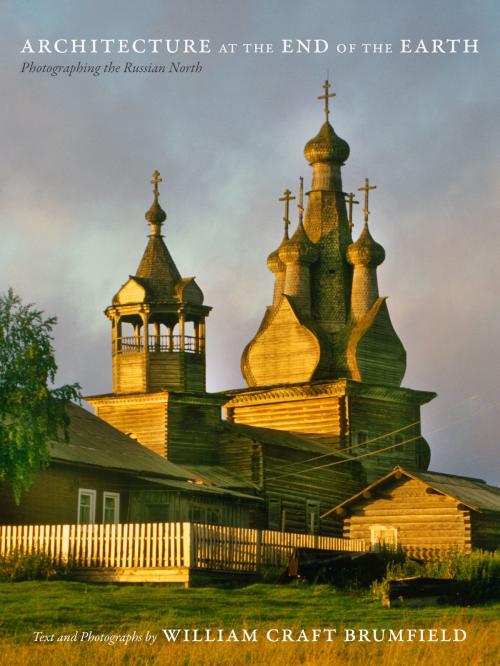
279 188 296 239
151 170 162 198
344 192 359 231
357 177 377 223
298 177 305 226
318 79 336 122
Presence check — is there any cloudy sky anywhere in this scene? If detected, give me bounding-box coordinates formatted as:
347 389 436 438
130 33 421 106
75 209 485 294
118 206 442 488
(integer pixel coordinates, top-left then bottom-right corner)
2 1 499 483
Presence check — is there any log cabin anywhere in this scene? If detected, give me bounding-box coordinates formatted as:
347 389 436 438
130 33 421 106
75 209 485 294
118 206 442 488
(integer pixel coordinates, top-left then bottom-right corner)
322 466 500 558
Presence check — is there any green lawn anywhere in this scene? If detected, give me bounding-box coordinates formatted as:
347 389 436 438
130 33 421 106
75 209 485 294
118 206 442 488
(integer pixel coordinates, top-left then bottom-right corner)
1 581 498 642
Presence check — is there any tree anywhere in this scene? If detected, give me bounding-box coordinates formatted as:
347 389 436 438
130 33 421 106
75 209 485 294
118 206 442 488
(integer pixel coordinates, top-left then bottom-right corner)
0 288 81 501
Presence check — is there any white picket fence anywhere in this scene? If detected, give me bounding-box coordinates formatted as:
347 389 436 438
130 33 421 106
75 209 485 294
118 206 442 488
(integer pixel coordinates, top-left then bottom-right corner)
0 522 367 573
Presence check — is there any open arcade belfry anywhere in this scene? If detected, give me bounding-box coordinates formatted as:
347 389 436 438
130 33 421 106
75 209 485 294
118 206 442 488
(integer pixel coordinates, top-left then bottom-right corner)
87 80 437 531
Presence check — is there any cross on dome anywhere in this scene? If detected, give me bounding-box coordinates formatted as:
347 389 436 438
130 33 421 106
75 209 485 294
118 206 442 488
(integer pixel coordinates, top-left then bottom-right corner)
317 79 336 122
279 188 296 239
344 192 359 231
298 177 305 226
151 170 162 198
357 178 377 224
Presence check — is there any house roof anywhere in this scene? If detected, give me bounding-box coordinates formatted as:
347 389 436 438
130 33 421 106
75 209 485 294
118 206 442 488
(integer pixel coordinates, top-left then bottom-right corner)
50 403 197 481
183 464 259 491
222 421 352 458
321 465 500 519
137 477 263 502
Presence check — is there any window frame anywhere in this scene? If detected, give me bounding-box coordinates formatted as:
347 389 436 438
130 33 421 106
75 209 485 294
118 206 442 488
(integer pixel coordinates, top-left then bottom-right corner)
102 491 120 524
78 488 96 524
306 499 321 535
267 495 282 531
370 524 398 550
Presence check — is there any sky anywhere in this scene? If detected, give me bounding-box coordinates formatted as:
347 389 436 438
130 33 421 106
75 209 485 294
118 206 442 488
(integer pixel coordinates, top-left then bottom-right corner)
1 0 499 484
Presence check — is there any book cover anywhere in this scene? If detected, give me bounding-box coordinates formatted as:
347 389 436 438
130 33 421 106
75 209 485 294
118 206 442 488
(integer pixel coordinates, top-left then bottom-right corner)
1 1 498 665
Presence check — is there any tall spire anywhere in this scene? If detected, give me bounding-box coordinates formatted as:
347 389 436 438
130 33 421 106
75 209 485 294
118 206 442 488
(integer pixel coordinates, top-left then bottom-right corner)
145 169 167 237
137 170 180 294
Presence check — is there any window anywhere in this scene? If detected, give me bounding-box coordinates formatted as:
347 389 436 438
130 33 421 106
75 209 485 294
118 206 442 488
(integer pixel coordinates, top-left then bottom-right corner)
356 430 368 451
207 508 222 525
103 492 120 524
306 500 320 535
267 496 282 531
189 504 205 523
370 524 398 550
78 489 96 524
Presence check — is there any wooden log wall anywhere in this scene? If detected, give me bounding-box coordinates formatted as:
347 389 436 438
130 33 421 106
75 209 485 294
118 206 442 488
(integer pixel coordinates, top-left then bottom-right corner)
344 478 472 554
349 396 425 481
92 397 167 457
230 395 347 442
470 512 500 551
262 443 365 536
166 395 222 464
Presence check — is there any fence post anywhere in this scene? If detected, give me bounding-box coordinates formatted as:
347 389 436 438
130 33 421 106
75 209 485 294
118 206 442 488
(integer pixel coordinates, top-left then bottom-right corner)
61 525 70 564
183 522 191 569
255 529 262 573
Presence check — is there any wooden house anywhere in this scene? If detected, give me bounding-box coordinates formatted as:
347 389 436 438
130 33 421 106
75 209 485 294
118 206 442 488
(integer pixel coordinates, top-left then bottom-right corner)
0 403 261 527
322 466 500 558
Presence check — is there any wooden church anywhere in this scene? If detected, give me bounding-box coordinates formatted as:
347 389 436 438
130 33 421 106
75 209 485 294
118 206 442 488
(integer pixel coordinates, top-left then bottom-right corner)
2 80 498 557
79 80 439 536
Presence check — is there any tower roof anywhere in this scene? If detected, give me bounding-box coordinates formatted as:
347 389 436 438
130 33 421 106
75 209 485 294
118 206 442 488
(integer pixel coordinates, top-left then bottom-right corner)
135 170 182 300
346 222 385 267
279 177 318 265
279 220 318 265
304 79 350 165
304 120 350 165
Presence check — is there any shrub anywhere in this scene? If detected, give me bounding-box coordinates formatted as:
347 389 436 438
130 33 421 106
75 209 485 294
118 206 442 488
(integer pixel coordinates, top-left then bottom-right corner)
370 549 500 603
0 550 65 582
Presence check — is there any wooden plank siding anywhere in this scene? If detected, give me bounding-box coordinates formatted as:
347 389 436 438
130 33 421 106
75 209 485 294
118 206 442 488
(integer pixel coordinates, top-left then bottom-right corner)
92 396 168 458
0 465 131 525
343 478 472 558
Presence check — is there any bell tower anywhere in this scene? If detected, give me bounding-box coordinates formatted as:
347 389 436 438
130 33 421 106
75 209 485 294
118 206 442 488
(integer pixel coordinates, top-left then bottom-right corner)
87 172 223 463
107 170 210 394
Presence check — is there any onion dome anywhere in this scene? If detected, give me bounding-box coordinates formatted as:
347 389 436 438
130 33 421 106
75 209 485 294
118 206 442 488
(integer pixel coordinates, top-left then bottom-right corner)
145 170 167 234
304 121 350 165
346 223 385 267
145 197 167 225
267 243 286 274
279 222 318 265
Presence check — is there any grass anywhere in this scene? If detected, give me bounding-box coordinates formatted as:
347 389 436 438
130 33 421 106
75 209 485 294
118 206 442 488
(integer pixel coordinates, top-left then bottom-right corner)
0 581 498 664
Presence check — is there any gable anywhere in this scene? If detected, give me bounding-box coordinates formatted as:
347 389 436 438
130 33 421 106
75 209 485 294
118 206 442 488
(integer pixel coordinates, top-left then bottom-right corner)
244 297 320 386
115 277 147 305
